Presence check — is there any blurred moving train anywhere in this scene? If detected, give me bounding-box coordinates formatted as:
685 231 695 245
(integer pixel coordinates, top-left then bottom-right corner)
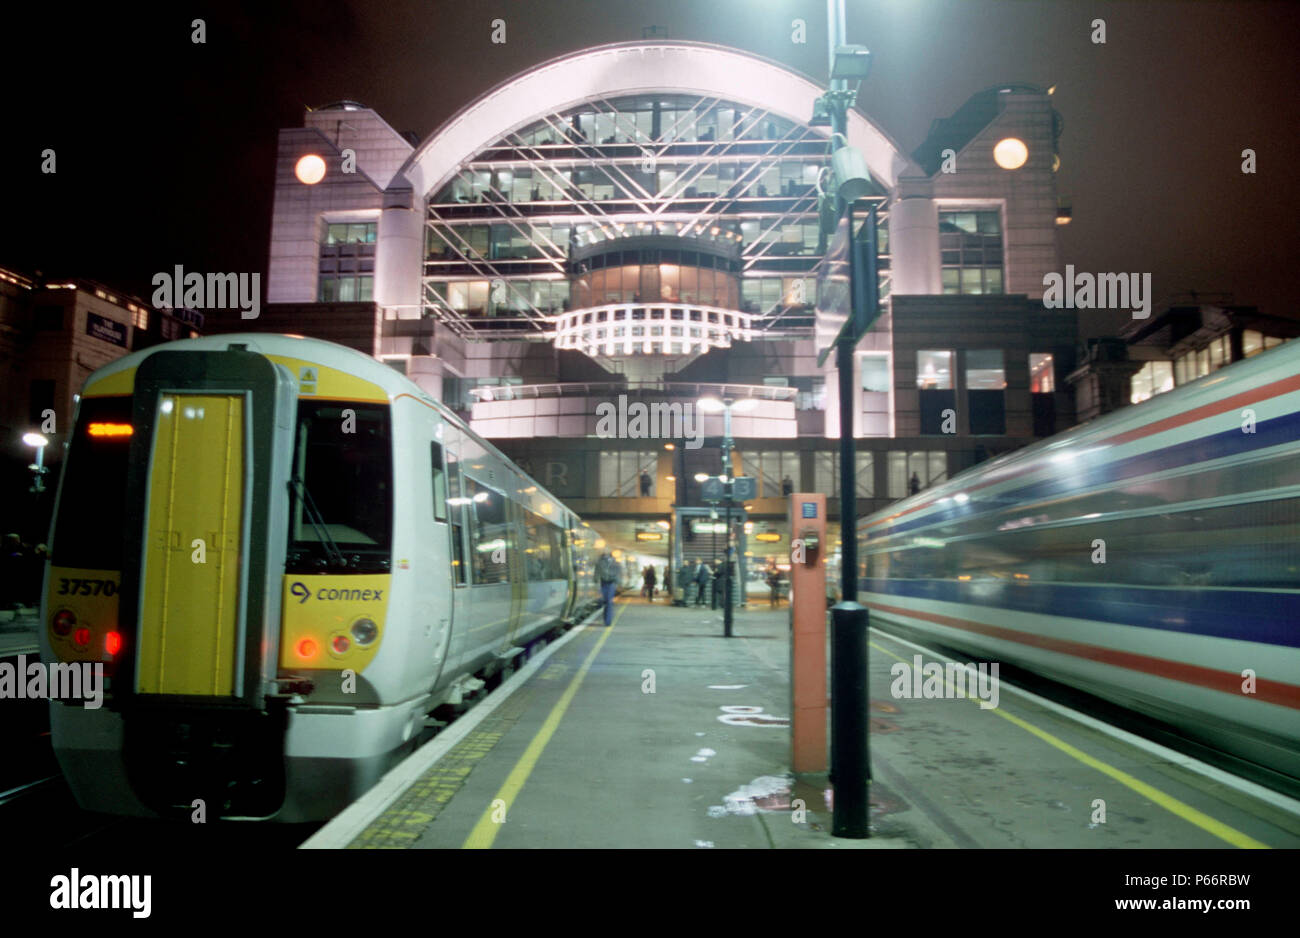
859 340 1300 790
40 334 601 820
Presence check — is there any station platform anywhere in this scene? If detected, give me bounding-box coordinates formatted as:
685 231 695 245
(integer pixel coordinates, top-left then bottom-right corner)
304 598 1300 849
0 610 39 657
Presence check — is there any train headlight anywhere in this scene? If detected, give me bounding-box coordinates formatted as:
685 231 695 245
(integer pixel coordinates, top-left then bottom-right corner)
52 609 76 637
350 618 378 645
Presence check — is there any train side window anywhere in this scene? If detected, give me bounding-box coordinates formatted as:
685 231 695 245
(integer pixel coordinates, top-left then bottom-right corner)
431 442 448 523
446 440 468 586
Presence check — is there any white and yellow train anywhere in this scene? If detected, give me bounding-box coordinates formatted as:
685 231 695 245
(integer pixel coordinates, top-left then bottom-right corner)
39 334 601 820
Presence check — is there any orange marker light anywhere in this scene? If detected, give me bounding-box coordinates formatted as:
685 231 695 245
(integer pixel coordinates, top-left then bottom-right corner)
87 422 134 438
105 632 122 656
297 638 318 659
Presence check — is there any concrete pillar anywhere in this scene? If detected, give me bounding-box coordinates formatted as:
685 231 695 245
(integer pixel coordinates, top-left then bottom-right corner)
888 197 941 295
375 188 423 320
408 356 444 401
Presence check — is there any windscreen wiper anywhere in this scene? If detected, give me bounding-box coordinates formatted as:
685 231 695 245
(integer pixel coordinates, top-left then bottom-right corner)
290 473 349 569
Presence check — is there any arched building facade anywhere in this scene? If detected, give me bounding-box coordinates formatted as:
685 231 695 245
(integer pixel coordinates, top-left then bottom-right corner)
253 41 1078 575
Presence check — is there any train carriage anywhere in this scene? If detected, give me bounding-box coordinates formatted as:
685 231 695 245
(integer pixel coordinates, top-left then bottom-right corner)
40 334 599 821
858 340 1300 790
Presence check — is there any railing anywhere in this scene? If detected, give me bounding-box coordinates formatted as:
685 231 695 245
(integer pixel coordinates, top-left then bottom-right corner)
469 379 798 402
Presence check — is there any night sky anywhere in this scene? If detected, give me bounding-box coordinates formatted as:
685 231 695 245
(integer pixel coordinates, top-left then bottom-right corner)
4 0 1297 338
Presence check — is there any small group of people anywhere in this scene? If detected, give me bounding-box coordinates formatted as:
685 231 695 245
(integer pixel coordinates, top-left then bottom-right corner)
640 563 669 602
1 534 47 610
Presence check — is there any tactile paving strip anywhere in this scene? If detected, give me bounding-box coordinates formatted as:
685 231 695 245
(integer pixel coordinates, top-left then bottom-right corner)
347 659 573 848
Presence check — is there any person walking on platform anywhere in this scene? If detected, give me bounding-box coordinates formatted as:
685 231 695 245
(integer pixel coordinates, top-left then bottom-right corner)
694 559 711 606
596 551 619 626
642 565 657 601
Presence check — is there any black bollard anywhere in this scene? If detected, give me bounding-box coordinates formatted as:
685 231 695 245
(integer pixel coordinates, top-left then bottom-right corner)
831 601 870 838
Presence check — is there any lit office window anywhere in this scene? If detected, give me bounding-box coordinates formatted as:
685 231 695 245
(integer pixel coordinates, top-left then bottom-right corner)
740 451 801 496
1131 361 1175 404
1029 353 1055 393
813 452 874 498
599 451 658 497
939 211 1003 295
916 350 953 389
319 221 376 302
887 451 948 498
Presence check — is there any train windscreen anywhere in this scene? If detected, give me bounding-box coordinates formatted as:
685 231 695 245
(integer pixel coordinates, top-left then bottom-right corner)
51 396 133 570
287 400 393 572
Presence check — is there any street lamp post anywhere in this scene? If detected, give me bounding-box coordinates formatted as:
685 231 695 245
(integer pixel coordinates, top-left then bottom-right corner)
23 432 49 494
814 0 877 840
699 395 757 637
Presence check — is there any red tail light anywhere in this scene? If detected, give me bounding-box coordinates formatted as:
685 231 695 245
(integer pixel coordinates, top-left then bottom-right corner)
52 609 76 636
332 635 350 654
73 627 91 646
105 631 122 656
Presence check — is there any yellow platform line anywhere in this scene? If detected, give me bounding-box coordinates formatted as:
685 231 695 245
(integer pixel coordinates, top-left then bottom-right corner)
868 639 1269 849
461 602 623 849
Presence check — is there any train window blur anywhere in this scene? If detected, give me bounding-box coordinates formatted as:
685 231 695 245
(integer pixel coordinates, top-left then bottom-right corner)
430 442 448 523
51 396 132 570
1029 353 1055 393
465 478 509 584
288 402 392 568
523 510 562 579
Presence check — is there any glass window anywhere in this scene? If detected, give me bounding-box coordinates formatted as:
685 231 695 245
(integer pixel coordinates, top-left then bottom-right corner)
1242 329 1263 358
939 210 1003 295
966 350 1005 389
861 355 890 392
288 402 392 571
887 450 948 498
917 351 953 390
465 478 509 584
1029 353 1055 393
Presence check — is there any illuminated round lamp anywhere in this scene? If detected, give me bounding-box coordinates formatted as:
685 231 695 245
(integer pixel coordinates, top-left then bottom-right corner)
294 154 327 185
993 137 1028 170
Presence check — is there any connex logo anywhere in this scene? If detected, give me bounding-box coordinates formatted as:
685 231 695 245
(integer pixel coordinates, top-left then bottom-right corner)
50 869 151 918
0 656 103 709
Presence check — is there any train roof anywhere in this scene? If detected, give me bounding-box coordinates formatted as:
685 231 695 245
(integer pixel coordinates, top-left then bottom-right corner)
79 333 584 529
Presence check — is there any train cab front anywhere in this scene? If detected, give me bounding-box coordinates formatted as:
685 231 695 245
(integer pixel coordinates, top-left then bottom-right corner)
42 344 307 820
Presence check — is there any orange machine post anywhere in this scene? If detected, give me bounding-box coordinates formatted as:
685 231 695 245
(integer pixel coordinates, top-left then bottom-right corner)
788 492 827 773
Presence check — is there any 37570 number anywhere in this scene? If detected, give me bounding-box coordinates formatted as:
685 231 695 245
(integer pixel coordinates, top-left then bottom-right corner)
57 578 117 597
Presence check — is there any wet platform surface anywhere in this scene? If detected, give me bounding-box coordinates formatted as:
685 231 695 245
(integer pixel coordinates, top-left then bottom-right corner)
307 598 1300 849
